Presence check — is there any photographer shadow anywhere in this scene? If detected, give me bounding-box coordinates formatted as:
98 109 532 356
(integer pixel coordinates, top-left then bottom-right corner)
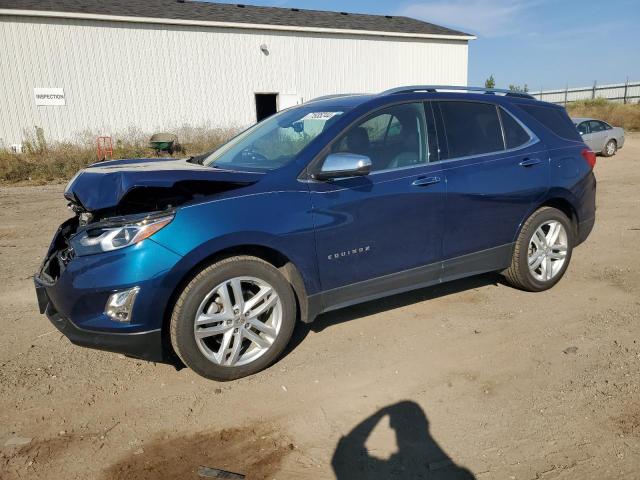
332 401 475 480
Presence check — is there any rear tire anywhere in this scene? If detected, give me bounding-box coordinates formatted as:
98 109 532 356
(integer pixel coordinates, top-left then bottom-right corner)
170 256 296 381
503 207 573 292
602 139 617 157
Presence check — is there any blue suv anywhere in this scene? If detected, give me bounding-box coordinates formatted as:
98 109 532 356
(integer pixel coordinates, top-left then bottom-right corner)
35 86 597 380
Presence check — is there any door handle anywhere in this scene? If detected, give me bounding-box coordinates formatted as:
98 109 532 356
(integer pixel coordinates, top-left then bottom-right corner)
412 176 441 187
519 158 542 167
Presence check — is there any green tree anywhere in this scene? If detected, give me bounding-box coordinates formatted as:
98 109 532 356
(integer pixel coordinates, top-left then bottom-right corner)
484 75 496 89
508 84 529 93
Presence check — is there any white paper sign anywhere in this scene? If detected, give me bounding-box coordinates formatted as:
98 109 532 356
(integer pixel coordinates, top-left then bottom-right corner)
34 88 65 106
301 111 342 121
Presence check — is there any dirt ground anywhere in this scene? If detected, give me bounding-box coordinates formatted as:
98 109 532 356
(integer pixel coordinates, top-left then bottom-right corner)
1 136 639 480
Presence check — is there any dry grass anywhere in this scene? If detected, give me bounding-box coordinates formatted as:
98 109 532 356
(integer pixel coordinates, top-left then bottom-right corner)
566 98 640 131
0 126 236 185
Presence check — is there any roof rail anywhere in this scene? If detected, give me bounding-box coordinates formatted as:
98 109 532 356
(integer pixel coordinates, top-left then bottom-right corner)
308 93 364 102
380 85 536 100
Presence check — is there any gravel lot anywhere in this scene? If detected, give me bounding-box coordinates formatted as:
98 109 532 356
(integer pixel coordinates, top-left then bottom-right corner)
1 136 639 479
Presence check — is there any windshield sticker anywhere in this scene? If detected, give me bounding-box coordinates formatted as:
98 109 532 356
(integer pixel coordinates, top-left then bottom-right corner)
302 112 343 121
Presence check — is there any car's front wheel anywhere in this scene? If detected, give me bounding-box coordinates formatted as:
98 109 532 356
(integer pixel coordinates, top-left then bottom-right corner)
503 207 573 292
170 256 296 381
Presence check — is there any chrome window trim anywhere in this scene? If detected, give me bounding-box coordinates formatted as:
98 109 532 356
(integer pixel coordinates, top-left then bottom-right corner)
429 103 540 166
499 105 539 147
432 136 540 167
303 98 541 182
497 105 507 150
368 160 432 176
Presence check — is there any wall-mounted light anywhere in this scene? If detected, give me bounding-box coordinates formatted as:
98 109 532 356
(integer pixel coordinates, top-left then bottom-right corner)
260 44 269 56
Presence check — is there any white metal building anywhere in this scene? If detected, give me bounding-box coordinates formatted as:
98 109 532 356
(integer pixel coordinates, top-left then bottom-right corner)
0 0 474 146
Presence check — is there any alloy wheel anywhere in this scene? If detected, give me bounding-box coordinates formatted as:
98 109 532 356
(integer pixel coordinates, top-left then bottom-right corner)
606 141 616 156
193 276 282 367
528 221 568 282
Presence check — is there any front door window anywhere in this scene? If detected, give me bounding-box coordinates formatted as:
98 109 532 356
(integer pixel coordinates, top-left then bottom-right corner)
327 103 428 172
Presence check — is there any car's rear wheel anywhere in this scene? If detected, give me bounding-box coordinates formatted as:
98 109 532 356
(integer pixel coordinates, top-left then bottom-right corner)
603 139 617 157
503 207 573 292
170 256 296 381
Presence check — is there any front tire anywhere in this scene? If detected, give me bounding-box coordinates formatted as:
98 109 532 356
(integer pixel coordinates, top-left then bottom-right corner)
603 139 617 157
170 256 296 381
503 207 573 292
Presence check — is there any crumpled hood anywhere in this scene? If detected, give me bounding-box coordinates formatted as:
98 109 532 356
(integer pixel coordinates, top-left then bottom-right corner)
64 157 262 212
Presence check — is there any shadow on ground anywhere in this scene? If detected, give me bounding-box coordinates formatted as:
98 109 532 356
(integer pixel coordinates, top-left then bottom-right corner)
284 272 501 357
332 401 475 479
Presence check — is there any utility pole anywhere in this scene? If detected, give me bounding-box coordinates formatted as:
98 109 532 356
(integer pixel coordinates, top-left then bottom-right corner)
623 77 629 104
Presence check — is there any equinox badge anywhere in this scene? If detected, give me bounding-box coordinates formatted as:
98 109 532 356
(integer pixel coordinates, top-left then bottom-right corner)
328 246 371 261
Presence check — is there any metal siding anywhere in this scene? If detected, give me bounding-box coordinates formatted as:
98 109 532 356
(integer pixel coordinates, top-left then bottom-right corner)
0 15 468 145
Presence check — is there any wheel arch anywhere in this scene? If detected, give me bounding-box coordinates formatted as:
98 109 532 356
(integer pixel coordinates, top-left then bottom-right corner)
159 243 312 362
514 193 580 244
540 197 579 233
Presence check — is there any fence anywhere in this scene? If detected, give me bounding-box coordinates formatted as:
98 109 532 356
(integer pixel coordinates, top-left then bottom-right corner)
530 80 640 105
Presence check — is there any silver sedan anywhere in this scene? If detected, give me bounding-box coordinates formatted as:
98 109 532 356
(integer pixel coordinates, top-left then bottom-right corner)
573 117 625 157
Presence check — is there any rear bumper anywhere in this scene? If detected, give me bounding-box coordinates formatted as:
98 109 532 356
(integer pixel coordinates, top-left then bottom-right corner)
577 215 595 246
38 281 165 362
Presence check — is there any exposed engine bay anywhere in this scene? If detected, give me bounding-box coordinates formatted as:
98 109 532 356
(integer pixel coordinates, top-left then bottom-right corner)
40 176 256 284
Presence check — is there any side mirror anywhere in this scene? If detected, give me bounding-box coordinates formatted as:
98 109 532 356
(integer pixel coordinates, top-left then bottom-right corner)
314 153 372 181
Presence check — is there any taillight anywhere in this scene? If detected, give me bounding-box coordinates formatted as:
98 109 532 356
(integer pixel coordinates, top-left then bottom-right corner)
581 148 596 169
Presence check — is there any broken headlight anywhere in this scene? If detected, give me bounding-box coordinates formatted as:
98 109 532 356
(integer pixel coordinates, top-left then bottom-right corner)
70 212 174 256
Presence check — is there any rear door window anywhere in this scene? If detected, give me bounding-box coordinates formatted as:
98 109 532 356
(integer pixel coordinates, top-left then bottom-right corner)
519 104 582 141
500 108 531 149
437 101 504 159
589 120 605 133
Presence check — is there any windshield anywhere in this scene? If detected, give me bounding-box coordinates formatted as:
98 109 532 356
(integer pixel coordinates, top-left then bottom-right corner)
202 106 348 171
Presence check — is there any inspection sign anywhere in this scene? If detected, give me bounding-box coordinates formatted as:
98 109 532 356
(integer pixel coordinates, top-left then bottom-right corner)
34 88 65 106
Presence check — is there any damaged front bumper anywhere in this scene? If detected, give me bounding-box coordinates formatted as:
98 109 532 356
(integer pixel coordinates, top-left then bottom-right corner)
34 217 184 362
36 291 164 361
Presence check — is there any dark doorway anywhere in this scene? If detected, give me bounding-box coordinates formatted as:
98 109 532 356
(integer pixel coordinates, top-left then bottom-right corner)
255 93 278 122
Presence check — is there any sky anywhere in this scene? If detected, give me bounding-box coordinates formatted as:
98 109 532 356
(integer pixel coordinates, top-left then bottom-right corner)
210 0 640 91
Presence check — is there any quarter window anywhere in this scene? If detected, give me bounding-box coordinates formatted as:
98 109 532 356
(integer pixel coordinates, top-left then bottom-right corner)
330 103 428 172
500 108 531 149
519 104 581 141
438 101 504 158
